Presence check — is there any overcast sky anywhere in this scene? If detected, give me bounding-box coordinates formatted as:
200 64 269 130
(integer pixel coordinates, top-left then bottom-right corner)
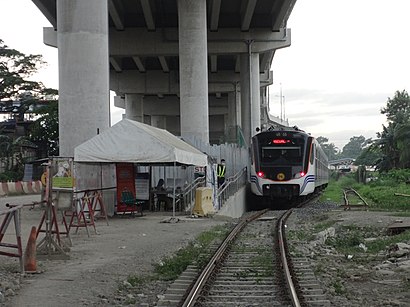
1 1 409 150
270 0 410 149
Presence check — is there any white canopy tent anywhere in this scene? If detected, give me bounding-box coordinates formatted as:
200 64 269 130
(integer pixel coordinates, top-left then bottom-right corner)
74 119 208 216
74 119 207 166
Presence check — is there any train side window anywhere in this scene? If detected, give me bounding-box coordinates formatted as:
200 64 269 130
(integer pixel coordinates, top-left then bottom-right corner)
310 144 315 164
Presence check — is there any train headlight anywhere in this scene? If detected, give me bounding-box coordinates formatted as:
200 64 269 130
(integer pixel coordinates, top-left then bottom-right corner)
257 171 265 178
294 172 306 178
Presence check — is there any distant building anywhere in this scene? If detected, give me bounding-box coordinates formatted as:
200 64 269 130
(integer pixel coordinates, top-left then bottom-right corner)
328 158 356 172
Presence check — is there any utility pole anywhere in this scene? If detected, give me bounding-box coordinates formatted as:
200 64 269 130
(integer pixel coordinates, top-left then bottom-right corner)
273 84 285 123
279 83 285 122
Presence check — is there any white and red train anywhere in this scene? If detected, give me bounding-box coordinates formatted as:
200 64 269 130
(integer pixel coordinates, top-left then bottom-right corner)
250 127 329 201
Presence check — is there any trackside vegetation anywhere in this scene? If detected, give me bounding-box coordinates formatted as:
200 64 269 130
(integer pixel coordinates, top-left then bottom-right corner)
318 168 410 256
123 224 230 288
322 169 410 211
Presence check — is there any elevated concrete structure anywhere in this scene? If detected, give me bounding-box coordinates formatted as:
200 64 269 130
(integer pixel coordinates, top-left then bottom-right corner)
33 0 296 155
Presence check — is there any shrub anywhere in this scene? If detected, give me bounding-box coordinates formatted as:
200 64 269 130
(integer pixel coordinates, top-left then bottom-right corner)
0 171 22 182
379 169 410 184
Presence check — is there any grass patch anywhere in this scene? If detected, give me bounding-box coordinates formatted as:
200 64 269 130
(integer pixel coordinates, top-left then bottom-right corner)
126 274 156 287
322 172 410 211
326 224 410 255
119 223 230 295
325 225 378 254
391 212 410 217
251 250 274 268
404 278 410 290
320 179 343 203
365 230 410 254
313 220 337 232
287 229 315 241
332 280 346 295
153 224 229 281
314 262 325 275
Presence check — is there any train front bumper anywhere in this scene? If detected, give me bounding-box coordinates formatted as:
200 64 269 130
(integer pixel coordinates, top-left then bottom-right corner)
262 184 300 198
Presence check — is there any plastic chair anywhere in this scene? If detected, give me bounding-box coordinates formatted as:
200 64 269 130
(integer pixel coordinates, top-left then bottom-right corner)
120 189 144 217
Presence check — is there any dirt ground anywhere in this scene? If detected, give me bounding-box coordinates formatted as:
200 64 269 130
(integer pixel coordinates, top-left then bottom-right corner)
288 203 410 307
0 194 229 306
2 195 410 306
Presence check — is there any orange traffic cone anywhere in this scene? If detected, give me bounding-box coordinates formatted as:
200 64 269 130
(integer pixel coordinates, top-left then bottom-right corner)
24 226 37 273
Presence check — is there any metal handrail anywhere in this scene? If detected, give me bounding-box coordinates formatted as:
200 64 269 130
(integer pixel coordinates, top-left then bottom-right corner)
177 176 206 212
216 167 247 209
174 167 247 213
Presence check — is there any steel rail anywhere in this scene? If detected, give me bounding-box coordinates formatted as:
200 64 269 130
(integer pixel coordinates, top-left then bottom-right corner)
278 209 301 307
343 188 369 209
181 209 268 307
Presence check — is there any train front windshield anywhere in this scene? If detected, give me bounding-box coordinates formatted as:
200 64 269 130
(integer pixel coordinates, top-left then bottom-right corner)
259 135 306 166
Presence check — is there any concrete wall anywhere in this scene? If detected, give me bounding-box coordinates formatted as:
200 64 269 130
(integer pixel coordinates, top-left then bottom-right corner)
215 186 247 219
0 181 42 196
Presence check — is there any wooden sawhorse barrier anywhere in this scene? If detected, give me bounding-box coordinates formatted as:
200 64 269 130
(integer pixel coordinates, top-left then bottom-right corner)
36 200 71 255
67 189 109 236
68 196 97 237
0 205 24 272
87 190 109 225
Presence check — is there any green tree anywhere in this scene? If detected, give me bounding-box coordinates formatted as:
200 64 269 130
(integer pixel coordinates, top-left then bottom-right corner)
394 122 410 168
374 90 410 171
0 135 34 180
28 98 59 157
317 136 339 160
0 39 45 100
381 90 410 125
0 39 59 172
0 134 13 170
341 136 372 159
354 146 382 167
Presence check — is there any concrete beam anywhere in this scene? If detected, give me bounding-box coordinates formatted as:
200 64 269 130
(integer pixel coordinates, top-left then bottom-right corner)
110 70 270 95
140 0 155 31
158 56 169 73
108 0 124 30
32 0 56 28
110 70 179 95
114 95 125 108
271 0 297 31
115 95 228 116
109 28 291 55
241 0 257 31
209 0 221 31
110 57 122 72
235 55 240 73
132 56 146 72
44 26 291 54
43 27 57 47
260 50 275 73
211 55 217 73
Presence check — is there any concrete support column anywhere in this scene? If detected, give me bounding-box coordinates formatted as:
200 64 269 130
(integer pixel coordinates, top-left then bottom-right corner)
178 0 209 143
57 0 109 156
240 54 251 146
251 53 261 136
125 94 144 122
260 87 268 130
226 92 237 136
235 83 241 130
151 116 166 129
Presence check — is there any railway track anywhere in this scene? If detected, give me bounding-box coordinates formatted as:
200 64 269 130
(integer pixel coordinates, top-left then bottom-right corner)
157 206 330 307
342 188 369 210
